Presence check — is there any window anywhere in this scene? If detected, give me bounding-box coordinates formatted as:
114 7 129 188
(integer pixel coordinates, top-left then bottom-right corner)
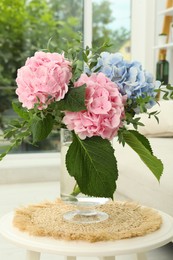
0 0 84 154
92 0 131 59
0 0 131 155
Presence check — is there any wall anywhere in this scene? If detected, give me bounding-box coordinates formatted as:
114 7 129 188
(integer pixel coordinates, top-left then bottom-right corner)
131 0 156 74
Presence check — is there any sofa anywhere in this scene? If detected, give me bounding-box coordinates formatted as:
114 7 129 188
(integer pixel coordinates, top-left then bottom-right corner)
114 100 173 216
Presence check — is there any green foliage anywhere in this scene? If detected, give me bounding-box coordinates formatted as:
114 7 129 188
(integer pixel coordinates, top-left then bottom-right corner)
0 0 130 124
124 93 161 129
0 0 26 86
0 0 130 87
30 114 54 143
120 129 163 181
148 110 160 124
0 119 31 160
56 85 86 112
0 0 85 133
160 84 173 100
0 39 165 198
12 101 30 120
0 88 14 113
0 0 83 87
66 133 118 198
0 1 164 199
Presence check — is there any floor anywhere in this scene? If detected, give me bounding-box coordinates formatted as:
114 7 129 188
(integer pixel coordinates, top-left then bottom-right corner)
0 181 173 260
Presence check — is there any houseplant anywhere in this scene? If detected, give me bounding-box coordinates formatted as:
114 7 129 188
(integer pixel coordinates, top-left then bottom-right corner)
0 39 172 200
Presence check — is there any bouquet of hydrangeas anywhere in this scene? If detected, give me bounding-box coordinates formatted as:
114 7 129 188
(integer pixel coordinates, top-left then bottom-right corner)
1 40 172 199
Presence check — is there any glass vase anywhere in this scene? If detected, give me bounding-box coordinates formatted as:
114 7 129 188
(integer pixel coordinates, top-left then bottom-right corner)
60 128 109 223
60 128 76 201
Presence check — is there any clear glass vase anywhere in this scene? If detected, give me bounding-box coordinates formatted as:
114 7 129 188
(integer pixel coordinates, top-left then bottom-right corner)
60 128 109 223
60 128 76 201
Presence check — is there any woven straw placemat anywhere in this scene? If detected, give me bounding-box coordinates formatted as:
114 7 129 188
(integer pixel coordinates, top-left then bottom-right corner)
13 199 162 243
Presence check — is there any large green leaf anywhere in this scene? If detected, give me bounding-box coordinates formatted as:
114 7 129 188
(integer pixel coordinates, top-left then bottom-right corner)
66 133 118 198
56 84 86 112
30 114 54 143
122 130 163 181
128 130 153 154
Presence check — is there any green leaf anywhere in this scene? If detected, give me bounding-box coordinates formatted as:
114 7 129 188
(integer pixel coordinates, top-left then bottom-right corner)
160 84 173 100
66 133 118 198
30 114 54 143
12 101 30 120
122 130 163 181
128 130 153 154
0 126 31 161
82 51 88 62
0 140 21 161
56 84 86 112
85 46 90 56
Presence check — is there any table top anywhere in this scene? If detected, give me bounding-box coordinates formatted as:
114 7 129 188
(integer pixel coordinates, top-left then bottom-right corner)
0 211 173 257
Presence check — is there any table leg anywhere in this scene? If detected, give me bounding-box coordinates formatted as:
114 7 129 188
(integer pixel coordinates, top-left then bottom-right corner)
136 253 147 260
26 250 40 260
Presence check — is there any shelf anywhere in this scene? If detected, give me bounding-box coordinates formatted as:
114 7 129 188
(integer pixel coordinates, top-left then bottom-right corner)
158 7 173 16
154 42 173 49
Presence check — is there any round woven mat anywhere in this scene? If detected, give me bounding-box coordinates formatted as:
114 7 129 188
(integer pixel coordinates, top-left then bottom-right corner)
13 199 162 242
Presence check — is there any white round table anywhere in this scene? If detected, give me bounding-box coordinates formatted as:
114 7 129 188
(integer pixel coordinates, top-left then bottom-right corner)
0 211 173 260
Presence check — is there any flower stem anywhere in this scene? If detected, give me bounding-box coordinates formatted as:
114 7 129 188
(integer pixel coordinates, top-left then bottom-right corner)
71 183 81 196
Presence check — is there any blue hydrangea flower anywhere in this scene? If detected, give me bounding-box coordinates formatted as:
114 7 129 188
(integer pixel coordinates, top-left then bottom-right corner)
91 52 160 113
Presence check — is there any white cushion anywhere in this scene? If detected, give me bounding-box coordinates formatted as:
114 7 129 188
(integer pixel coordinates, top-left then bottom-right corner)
114 137 173 216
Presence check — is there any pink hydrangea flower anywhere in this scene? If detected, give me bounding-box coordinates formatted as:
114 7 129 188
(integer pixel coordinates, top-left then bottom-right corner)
16 51 72 109
63 73 126 140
